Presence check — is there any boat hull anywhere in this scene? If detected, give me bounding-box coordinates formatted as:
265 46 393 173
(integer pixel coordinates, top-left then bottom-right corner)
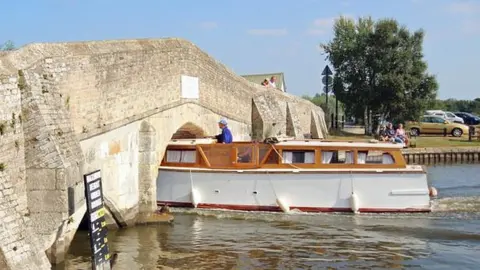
156 168 431 213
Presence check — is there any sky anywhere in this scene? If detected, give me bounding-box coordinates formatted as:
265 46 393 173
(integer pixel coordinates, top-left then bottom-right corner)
1 0 479 100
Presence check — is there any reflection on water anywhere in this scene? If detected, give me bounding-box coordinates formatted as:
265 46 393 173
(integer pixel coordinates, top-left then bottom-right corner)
64 164 480 270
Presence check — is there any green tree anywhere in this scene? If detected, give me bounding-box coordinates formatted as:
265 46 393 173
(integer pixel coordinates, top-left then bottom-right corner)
320 16 438 129
302 93 345 126
0 40 15 51
302 93 344 116
431 98 480 115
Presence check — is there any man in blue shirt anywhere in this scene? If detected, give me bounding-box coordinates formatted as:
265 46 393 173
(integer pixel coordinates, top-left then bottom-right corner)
214 119 233 143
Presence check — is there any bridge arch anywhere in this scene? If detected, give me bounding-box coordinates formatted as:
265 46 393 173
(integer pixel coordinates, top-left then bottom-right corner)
171 122 207 139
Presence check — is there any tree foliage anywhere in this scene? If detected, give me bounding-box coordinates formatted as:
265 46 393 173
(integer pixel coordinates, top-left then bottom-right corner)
429 98 480 115
320 16 438 124
0 40 15 51
302 93 345 117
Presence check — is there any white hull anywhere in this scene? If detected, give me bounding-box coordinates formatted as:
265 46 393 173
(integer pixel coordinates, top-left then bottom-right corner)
157 167 431 213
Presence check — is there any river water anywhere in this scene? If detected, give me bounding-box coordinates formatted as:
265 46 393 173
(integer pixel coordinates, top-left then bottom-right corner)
64 164 480 270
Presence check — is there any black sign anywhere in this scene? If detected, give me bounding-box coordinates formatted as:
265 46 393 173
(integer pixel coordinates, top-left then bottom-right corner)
321 65 333 76
84 170 111 269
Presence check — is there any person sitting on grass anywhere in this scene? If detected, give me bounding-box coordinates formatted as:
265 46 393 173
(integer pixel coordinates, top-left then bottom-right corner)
395 123 409 146
384 122 404 144
378 124 388 141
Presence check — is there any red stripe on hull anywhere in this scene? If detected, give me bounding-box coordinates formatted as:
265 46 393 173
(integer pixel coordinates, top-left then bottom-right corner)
157 201 431 213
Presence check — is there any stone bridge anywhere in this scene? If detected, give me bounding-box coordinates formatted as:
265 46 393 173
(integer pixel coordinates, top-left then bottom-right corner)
0 38 328 269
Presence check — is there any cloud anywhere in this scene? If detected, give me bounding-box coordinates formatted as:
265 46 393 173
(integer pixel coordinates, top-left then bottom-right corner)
306 15 354 36
246 28 288 36
306 18 334 36
446 1 480 15
444 2 480 36
198 21 218 30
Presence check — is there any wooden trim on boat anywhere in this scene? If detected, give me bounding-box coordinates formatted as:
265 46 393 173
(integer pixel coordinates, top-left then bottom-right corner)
197 147 211 168
259 148 273 165
160 141 410 170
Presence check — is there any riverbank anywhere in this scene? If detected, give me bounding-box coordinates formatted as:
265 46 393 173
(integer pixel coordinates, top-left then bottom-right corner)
402 146 480 164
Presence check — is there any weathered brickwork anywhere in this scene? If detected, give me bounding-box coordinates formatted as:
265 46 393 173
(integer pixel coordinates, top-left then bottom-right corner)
0 38 327 269
0 73 52 269
0 75 28 216
0 174 51 270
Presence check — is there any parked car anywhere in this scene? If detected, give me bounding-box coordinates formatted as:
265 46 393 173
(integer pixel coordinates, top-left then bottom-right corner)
406 115 469 137
425 110 464 124
453 112 480 126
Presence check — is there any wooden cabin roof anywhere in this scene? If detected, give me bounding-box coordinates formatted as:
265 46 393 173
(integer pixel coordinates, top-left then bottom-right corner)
167 138 404 149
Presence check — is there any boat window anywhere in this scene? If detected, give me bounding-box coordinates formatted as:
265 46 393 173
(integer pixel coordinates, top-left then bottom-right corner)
382 153 394 164
322 150 354 164
166 150 196 163
358 150 395 164
282 150 315 164
258 145 271 162
200 145 234 167
264 151 279 164
237 145 255 163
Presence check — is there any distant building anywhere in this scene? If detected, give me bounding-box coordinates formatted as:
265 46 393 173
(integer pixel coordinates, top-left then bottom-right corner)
242 72 287 92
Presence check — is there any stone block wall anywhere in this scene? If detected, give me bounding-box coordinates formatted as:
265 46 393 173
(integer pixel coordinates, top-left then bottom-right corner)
3 38 326 144
80 121 141 224
18 65 86 264
0 73 52 268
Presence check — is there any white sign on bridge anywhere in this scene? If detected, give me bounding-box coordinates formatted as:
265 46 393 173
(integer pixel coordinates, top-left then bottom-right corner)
181 75 199 99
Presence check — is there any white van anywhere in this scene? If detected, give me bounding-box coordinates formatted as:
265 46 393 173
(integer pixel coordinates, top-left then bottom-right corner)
425 110 464 124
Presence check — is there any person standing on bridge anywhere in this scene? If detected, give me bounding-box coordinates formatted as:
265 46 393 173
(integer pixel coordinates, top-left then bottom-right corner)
269 76 277 88
214 119 233 143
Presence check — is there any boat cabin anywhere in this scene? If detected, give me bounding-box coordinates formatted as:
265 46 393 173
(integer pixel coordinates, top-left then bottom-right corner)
160 139 408 169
